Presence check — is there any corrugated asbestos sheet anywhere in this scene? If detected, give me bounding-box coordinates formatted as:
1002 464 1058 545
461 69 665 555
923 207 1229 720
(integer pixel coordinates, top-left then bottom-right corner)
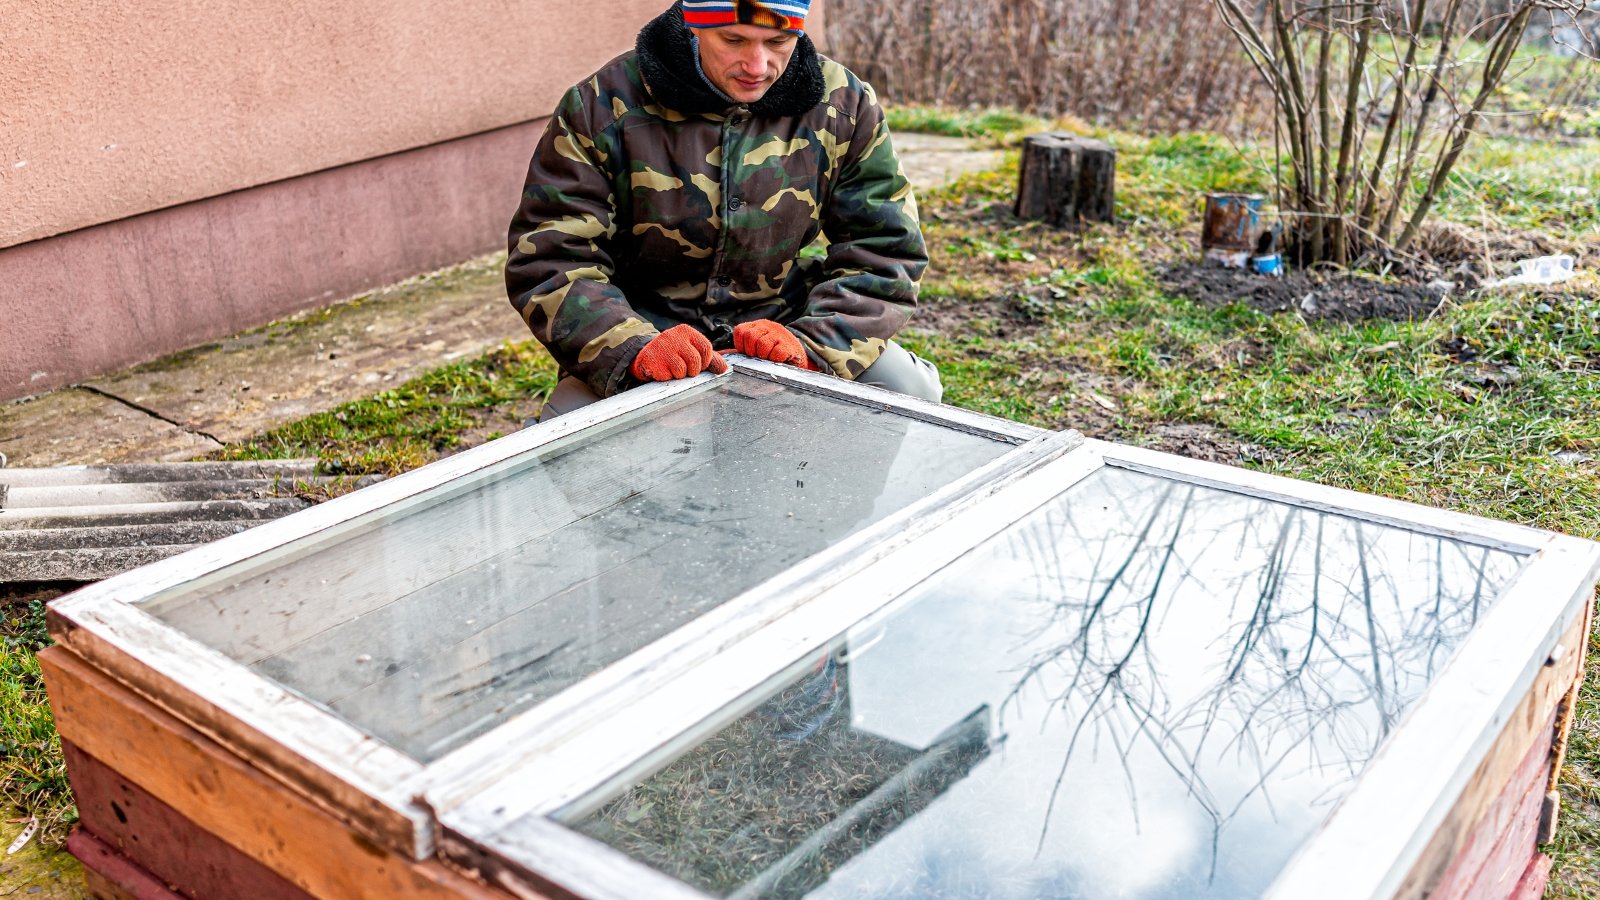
0 460 374 583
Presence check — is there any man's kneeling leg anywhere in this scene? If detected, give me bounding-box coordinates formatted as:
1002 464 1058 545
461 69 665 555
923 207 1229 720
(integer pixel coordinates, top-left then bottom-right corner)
534 377 603 425
857 341 944 404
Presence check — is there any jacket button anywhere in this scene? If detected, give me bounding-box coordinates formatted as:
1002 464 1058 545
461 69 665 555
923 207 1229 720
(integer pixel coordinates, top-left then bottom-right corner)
728 197 744 211
716 275 732 287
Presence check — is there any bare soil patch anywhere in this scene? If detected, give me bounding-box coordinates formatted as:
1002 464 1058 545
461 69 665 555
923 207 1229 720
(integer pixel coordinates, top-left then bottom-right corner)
1159 263 1451 321
1138 422 1264 465
911 285 1063 341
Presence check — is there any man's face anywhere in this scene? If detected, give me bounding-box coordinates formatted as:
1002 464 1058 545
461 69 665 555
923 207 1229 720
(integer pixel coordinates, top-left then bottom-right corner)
695 24 798 104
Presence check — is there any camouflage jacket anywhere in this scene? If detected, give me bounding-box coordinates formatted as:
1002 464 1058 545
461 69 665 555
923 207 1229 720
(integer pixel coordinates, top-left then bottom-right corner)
506 2 927 398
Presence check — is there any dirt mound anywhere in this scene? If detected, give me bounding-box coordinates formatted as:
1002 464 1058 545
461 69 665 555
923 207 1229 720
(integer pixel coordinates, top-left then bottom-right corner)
1159 264 1451 321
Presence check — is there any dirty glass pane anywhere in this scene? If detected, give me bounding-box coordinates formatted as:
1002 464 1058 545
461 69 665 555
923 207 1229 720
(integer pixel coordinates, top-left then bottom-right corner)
561 466 1525 899
137 374 1012 761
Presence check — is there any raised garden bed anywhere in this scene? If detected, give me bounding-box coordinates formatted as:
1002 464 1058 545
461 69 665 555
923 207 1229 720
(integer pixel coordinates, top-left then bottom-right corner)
41 359 1600 899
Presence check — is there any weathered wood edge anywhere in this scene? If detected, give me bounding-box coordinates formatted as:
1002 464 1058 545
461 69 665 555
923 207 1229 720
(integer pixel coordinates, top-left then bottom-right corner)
40 648 509 899
46 599 433 857
1263 537 1600 900
1544 586 1595 803
428 444 1107 855
1408 708 1561 900
728 356 1046 443
440 816 708 900
68 829 186 900
63 741 313 900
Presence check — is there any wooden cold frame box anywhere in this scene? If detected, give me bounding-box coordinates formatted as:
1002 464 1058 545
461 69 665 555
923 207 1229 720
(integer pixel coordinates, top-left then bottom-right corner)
41 358 1600 900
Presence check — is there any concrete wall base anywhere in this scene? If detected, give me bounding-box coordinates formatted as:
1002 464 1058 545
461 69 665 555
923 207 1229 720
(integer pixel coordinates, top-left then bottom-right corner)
1 119 543 403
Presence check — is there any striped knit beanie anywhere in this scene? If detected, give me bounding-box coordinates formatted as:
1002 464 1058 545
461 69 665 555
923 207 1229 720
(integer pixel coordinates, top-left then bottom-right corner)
682 0 811 33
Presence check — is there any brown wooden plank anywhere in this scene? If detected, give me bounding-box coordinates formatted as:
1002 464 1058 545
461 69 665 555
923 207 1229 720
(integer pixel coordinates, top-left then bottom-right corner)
47 601 428 857
1393 608 1586 898
1509 853 1552 900
1546 592 1593 795
1461 761 1549 900
64 741 311 900
68 828 184 900
1427 714 1551 899
83 869 141 900
40 646 515 900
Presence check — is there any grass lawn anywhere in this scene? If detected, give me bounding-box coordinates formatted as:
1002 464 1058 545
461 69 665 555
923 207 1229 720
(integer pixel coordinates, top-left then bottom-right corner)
3 105 1597 893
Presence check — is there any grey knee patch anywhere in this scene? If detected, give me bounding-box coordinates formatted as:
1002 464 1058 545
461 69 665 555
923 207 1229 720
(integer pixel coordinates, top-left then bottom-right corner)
533 377 603 425
857 341 944 403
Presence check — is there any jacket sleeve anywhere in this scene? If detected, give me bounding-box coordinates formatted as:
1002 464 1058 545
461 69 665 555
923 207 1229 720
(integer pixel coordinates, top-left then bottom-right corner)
506 87 658 398
787 85 928 380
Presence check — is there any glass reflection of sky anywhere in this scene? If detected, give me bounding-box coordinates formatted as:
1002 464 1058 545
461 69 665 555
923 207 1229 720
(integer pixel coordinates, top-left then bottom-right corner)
569 467 1524 899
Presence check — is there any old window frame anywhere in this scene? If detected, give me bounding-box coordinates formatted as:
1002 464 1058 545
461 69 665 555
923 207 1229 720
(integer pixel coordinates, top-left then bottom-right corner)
428 439 1600 900
44 358 1072 859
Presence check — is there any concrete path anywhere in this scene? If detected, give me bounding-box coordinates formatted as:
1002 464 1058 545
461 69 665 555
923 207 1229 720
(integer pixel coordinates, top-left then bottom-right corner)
0 134 1003 468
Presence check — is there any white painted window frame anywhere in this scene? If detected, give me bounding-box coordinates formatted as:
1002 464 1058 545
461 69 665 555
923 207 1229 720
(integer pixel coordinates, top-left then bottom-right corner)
430 439 1600 900
44 359 1060 860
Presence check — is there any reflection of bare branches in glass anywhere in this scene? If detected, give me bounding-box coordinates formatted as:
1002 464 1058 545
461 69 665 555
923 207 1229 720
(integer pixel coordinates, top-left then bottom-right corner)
994 470 1520 876
557 468 1523 899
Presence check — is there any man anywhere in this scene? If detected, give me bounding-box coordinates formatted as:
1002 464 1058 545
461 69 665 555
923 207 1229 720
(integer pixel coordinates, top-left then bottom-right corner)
506 0 940 419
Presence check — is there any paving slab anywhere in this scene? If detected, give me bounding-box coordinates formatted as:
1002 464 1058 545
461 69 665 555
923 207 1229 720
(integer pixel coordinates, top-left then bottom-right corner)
80 254 523 446
0 133 1000 469
896 133 1007 192
0 389 221 468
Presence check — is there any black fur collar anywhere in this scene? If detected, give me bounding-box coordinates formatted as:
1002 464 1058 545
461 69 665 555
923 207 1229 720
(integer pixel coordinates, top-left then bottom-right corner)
636 2 825 118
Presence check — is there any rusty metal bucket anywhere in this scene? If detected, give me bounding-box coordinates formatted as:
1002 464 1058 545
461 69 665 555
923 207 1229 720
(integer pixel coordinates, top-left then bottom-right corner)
1202 193 1266 268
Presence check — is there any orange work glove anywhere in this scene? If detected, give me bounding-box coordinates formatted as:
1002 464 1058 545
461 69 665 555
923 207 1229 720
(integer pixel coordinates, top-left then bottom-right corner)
732 320 817 371
629 324 730 382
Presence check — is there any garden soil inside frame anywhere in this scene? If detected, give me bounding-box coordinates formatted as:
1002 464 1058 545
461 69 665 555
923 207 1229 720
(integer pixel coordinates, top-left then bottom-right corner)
41 358 1600 899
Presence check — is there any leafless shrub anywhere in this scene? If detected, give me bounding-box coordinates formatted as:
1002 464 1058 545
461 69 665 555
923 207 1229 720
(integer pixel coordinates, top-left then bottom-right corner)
823 0 1271 133
1212 0 1595 266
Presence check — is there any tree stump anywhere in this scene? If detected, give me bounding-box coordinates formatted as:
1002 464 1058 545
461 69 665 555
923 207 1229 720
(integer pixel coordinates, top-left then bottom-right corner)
1014 133 1115 228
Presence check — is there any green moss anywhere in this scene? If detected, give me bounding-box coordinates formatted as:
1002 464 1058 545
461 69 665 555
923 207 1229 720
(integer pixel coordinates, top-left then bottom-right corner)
218 339 558 476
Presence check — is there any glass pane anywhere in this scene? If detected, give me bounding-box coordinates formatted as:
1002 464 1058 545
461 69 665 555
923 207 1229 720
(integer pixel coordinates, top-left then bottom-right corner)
138 375 1012 761
562 466 1524 899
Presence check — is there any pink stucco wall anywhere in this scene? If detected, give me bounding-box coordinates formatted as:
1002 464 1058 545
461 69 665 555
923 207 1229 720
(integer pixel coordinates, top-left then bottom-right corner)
0 121 545 401
0 0 829 402
0 0 663 248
